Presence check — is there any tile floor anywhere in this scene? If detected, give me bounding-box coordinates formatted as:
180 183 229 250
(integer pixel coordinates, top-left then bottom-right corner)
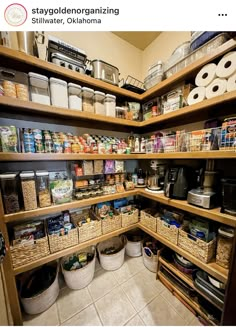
23 255 203 326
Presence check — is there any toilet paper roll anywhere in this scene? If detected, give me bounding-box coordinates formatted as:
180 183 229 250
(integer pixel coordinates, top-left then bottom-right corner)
216 51 236 78
227 72 236 92
187 86 206 105
195 63 217 87
205 78 227 99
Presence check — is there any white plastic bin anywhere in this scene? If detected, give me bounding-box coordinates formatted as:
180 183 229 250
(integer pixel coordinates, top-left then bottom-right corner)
28 72 50 105
94 91 105 115
68 83 82 110
50 77 68 108
105 94 116 117
82 87 94 113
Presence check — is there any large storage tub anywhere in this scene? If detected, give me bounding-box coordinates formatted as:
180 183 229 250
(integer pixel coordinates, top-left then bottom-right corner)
125 229 144 257
142 239 162 273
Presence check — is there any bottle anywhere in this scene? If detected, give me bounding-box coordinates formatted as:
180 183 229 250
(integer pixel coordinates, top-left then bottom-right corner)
132 169 138 186
137 168 145 186
134 137 140 153
140 137 146 153
128 132 134 152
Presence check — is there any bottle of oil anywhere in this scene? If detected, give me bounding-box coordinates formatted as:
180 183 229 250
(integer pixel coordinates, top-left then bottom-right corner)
127 132 135 152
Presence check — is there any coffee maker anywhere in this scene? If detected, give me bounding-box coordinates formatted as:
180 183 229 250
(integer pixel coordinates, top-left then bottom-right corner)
164 167 191 200
146 161 165 192
187 160 219 209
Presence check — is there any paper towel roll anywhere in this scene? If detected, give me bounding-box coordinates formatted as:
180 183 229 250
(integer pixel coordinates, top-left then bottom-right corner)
216 51 236 78
195 63 217 87
205 78 227 99
187 86 206 105
227 72 236 92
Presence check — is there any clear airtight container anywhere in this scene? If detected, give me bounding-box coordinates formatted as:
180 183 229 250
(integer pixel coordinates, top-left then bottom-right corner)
36 170 51 208
82 87 94 113
94 91 105 115
28 72 50 105
68 83 82 110
20 171 37 211
0 172 20 214
216 226 234 269
105 94 116 117
50 77 68 108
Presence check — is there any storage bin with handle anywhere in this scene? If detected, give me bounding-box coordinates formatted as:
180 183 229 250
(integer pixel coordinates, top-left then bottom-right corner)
61 245 96 290
28 72 50 105
97 235 127 271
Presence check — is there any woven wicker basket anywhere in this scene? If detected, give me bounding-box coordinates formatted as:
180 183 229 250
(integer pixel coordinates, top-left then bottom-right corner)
178 228 216 263
61 246 96 290
10 226 50 268
140 209 158 232
20 262 59 315
101 210 121 234
97 235 127 271
156 218 179 245
71 210 102 243
48 227 78 254
121 208 139 227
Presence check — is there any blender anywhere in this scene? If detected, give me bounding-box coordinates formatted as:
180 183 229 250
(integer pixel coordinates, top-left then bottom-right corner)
146 161 165 193
187 160 219 209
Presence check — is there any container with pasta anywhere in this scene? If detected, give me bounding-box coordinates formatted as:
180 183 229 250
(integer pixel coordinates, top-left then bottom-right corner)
36 170 51 208
20 171 37 211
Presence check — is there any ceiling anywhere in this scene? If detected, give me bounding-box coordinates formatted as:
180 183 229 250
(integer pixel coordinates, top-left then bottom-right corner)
112 32 161 50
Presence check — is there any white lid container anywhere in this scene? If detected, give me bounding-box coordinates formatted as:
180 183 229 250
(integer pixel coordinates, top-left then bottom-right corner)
82 87 94 113
68 83 82 96
82 87 94 97
0 172 18 179
50 77 68 108
20 171 35 178
28 72 50 106
105 94 116 117
36 170 49 177
68 83 82 110
94 91 105 116
105 94 116 100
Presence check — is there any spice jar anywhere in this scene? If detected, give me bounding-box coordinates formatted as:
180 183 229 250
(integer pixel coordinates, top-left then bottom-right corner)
94 91 105 115
216 226 234 269
20 171 37 211
0 173 20 214
82 87 94 113
68 83 82 110
105 94 116 117
36 170 51 208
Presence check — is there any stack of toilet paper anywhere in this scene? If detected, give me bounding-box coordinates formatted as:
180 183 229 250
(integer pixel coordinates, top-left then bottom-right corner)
187 51 236 105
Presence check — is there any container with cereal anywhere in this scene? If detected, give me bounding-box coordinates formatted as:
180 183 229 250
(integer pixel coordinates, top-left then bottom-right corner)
216 226 234 269
36 170 51 208
20 171 37 211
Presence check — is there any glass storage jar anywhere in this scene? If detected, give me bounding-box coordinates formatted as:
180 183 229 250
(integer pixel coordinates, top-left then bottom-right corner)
94 91 105 115
28 72 50 105
20 171 37 211
105 94 116 117
82 87 94 113
0 172 20 214
68 83 82 110
36 170 51 208
50 77 68 108
216 226 234 269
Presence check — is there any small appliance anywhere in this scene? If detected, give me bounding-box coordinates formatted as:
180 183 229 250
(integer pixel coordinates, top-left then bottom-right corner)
47 35 87 73
187 160 219 209
91 60 119 86
164 167 191 200
146 161 165 193
221 178 236 216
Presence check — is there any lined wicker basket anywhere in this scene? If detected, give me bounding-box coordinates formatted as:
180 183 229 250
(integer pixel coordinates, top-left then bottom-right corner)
47 222 79 254
178 227 216 263
156 218 179 245
97 235 127 271
142 245 159 273
71 209 102 243
121 208 139 227
10 224 50 268
140 209 158 232
20 262 59 315
101 210 121 234
61 246 96 290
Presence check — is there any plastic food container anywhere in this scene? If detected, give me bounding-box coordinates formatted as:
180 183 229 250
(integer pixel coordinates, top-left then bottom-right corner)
94 91 105 115
105 94 116 117
0 172 20 214
82 87 94 113
36 170 51 208
50 77 68 108
20 171 37 211
216 226 234 269
68 83 82 110
28 72 50 105
144 61 164 90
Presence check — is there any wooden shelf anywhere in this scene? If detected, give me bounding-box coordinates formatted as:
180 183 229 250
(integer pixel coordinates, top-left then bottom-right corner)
158 271 217 326
4 190 137 223
13 223 139 275
138 223 228 283
139 190 236 227
0 46 141 101
159 257 223 311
